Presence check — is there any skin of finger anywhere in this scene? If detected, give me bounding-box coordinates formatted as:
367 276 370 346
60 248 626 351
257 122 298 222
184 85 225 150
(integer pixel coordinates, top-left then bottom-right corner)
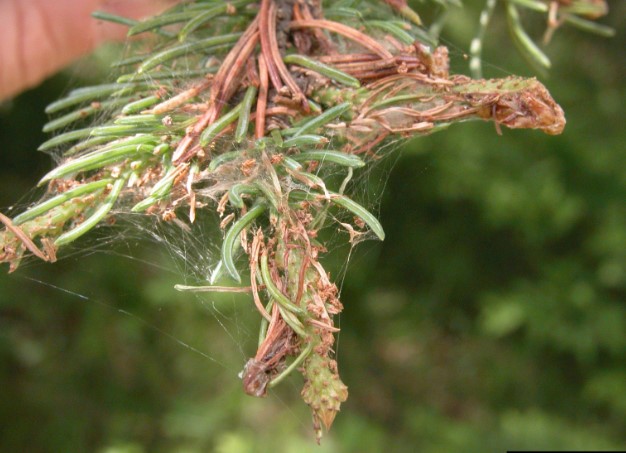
0 0 177 101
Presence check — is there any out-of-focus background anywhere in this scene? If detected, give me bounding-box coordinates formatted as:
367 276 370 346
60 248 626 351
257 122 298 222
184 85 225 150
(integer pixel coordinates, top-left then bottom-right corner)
0 2 624 452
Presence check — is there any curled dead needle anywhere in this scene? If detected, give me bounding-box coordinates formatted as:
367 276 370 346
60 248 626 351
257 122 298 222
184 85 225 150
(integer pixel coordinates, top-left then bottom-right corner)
0 212 51 263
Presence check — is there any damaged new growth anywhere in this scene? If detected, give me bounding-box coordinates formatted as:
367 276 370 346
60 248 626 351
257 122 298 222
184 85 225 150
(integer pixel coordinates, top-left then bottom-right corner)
2 0 609 442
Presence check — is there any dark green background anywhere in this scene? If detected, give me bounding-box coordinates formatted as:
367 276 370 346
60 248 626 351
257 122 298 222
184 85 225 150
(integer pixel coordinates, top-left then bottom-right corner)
0 2 624 451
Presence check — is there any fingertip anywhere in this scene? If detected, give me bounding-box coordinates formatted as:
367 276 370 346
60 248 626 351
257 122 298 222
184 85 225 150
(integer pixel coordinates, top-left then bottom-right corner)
0 0 177 100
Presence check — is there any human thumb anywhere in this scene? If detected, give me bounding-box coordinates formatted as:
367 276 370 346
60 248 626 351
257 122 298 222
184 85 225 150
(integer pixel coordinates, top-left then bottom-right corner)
0 0 177 100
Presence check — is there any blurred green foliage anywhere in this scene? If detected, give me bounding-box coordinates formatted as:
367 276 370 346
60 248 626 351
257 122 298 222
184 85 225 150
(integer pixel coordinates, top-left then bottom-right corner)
0 1 624 451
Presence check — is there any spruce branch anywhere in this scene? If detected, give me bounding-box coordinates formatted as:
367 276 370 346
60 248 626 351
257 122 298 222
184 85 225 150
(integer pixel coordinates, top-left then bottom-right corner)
470 0 612 77
0 0 597 441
